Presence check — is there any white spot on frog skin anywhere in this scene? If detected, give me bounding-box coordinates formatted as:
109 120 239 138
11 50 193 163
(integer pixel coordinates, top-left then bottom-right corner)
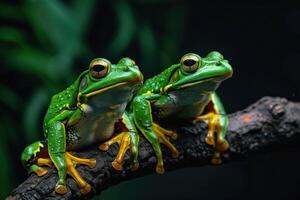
56 122 62 130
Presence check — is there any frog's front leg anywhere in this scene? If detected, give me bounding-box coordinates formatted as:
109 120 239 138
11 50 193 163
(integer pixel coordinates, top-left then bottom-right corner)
194 92 229 164
132 94 179 174
46 109 96 194
99 111 140 171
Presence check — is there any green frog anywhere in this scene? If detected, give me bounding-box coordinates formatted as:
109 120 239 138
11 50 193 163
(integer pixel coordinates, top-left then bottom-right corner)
21 57 143 194
101 51 233 174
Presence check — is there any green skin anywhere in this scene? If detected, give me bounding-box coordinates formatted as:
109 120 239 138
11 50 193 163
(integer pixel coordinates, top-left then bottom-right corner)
21 57 143 190
125 51 233 172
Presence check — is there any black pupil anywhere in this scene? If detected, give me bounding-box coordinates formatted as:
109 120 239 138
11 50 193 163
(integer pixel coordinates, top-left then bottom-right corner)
93 64 105 72
183 59 196 67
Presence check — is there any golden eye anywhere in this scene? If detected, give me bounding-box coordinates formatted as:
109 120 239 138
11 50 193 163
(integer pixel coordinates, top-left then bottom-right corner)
89 58 110 78
180 53 201 73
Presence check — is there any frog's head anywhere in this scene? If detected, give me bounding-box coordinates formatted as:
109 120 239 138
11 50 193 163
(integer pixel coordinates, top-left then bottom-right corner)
77 57 143 104
163 51 233 92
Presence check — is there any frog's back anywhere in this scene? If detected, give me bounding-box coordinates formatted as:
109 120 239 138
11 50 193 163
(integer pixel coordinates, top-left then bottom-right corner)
137 64 178 95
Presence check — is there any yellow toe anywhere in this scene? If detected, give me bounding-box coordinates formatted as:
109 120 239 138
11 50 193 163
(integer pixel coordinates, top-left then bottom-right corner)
156 165 165 175
112 160 123 171
80 183 91 194
55 184 68 195
99 143 109 151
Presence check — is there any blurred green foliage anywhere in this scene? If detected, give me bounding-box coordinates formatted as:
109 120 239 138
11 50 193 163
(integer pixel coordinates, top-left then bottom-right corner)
0 0 186 198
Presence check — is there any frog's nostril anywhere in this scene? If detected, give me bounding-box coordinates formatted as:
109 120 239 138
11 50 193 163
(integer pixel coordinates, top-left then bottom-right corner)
183 59 196 67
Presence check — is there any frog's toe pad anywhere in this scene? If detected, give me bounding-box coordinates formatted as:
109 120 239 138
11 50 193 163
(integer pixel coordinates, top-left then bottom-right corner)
112 160 123 171
130 162 139 171
171 133 178 140
205 135 215 146
211 157 222 165
211 152 222 165
55 184 68 195
156 165 165 175
80 183 92 194
36 167 48 177
99 143 109 151
88 159 97 168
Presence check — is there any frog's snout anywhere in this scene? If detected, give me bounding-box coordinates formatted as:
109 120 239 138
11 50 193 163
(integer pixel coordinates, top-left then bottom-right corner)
129 67 144 84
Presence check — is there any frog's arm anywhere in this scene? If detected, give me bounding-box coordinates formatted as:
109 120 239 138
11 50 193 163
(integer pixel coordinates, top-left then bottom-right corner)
46 110 75 192
44 107 96 194
132 92 178 174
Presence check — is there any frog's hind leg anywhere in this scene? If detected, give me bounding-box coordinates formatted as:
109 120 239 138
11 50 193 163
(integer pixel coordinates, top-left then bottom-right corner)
21 141 51 177
193 93 229 164
152 122 179 158
37 150 96 194
99 111 140 171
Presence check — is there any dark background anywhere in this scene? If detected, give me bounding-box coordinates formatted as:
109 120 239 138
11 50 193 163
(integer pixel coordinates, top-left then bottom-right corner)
0 1 299 199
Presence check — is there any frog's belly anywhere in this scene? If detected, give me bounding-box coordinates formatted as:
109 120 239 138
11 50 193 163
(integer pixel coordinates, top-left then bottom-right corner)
67 85 134 150
153 93 211 120
154 81 221 119
153 85 218 120
68 106 123 149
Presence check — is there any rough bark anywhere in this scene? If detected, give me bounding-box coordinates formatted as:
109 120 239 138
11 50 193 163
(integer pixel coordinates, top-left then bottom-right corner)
7 97 300 200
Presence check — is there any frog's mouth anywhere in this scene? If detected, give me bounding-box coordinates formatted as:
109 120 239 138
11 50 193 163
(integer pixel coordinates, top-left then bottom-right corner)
85 82 129 98
77 82 129 104
164 76 223 92
177 77 221 89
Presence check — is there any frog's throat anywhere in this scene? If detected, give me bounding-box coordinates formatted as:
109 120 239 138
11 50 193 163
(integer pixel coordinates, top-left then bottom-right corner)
78 81 129 102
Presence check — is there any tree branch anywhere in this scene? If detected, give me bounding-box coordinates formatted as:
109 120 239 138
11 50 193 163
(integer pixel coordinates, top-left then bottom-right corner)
7 97 300 200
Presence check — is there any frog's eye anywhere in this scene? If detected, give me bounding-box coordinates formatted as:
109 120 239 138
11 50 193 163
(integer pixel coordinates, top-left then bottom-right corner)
89 58 110 79
180 53 201 73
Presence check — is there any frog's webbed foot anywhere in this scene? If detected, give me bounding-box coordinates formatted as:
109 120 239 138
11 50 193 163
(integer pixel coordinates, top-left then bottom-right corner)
35 153 96 194
64 152 96 194
99 131 139 171
152 122 179 159
194 112 229 164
